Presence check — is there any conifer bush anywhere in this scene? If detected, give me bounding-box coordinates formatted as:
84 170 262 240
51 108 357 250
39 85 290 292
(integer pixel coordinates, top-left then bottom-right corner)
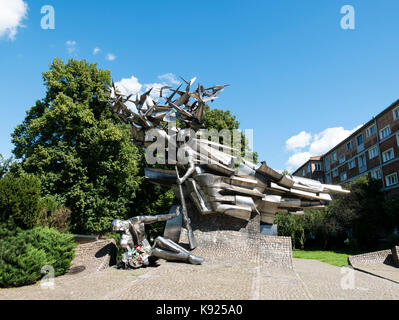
0 224 76 288
0 173 43 229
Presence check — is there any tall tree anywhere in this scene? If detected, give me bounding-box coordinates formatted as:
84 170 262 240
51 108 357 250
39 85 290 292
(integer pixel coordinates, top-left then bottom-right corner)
12 58 142 234
203 105 258 163
328 176 390 246
12 58 259 235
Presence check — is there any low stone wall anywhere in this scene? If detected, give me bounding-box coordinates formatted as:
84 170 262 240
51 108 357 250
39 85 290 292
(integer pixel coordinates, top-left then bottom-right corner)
392 246 399 267
70 239 117 273
348 249 393 267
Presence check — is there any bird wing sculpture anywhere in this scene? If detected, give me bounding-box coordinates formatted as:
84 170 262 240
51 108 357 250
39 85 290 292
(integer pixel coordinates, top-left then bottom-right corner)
105 77 349 247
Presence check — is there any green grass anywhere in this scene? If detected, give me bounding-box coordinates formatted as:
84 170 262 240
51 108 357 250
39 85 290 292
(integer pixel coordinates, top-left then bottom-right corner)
292 249 352 267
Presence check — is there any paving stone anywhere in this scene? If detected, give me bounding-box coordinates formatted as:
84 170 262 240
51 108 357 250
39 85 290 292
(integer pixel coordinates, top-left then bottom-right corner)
2 240 399 300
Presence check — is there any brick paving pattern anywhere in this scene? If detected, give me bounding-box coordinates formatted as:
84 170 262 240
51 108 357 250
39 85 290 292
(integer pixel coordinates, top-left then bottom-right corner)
2 239 399 300
349 248 399 284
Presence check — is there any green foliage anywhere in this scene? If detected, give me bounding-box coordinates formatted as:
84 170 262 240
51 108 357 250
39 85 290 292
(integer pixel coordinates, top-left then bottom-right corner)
11 58 260 236
275 214 306 249
384 197 399 229
26 227 76 276
275 209 331 249
328 176 390 247
39 195 72 233
132 178 175 239
292 249 353 267
0 172 44 229
277 176 398 250
0 224 76 288
12 58 142 234
0 154 15 179
203 105 258 163
203 105 240 132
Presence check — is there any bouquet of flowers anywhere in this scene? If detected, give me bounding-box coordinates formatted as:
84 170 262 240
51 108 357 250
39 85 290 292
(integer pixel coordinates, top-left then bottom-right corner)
125 244 151 268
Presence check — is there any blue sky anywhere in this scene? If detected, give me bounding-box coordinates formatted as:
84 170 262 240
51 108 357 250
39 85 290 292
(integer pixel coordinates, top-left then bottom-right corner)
1 0 399 172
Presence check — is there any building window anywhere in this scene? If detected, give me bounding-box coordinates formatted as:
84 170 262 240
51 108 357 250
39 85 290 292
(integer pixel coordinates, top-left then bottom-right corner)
325 157 330 171
368 146 379 159
339 154 346 164
332 168 338 178
370 168 381 180
380 126 391 140
307 164 311 173
314 163 322 171
331 152 337 163
357 134 363 146
326 173 332 184
340 172 347 182
366 125 376 138
393 107 399 120
385 172 398 187
346 141 353 150
302 169 305 177
382 148 395 162
358 154 366 168
397 133 399 147
348 159 356 169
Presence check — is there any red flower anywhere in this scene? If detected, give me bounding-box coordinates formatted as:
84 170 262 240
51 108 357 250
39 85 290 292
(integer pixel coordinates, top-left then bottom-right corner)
138 256 142 261
134 245 137 248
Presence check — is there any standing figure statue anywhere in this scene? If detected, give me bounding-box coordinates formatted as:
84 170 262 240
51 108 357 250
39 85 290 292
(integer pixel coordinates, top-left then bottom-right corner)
111 207 204 269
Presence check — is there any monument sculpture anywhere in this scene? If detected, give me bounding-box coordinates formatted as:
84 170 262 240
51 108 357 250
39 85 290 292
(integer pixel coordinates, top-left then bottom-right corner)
111 206 203 269
105 77 349 269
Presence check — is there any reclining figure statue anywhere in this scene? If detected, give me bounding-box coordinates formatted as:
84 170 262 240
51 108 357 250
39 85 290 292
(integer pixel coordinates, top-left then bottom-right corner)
111 207 204 269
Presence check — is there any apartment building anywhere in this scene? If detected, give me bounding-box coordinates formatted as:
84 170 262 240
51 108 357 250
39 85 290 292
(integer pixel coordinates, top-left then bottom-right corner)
293 99 399 198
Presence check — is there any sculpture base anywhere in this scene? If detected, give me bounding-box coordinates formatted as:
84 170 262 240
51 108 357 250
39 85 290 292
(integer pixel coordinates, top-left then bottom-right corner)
178 203 293 269
178 229 293 269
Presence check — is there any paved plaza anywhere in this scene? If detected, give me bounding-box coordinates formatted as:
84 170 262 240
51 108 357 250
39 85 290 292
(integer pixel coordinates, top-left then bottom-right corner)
1 252 399 300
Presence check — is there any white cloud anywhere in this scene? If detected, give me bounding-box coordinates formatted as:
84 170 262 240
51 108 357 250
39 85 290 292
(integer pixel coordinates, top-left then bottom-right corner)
93 47 100 55
309 125 362 155
285 131 312 151
115 76 142 96
0 0 28 40
158 73 180 85
66 40 77 54
286 152 312 172
106 53 116 61
115 73 179 102
285 125 362 172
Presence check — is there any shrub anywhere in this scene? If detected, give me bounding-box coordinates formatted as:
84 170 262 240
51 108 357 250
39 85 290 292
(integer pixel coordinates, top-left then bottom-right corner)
0 173 44 229
39 195 71 233
275 214 306 249
26 227 76 276
0 224 76 288
275 209 331 249
329 176 391 248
